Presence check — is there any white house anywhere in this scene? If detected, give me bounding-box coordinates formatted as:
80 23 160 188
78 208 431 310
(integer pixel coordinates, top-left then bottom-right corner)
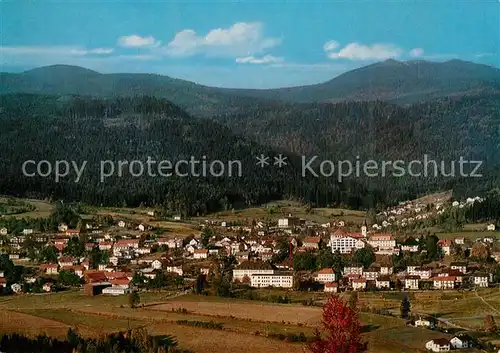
375 277 390 289
278 215 299 228
233 261 274 282
404 276 420 290
193 249 208 259
0 228 8 235
138 224 145 232
414 317 436 329
425 339 450 352
324 282 338 293
102 278 131 295
487 223 495 231
432 276 456 290
40 263 59 275
316 268 336 283
11 283 22 293
117 221 126 228
344 266 363 276
151 259 164 270
450 336 472 349
352 279 367 291
42 282 54 292
368 234 396 250
166 265 183 276
22 229 33 235
473 273 489 288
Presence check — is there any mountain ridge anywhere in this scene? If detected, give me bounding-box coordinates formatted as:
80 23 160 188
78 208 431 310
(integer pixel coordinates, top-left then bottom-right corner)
2 59 499 117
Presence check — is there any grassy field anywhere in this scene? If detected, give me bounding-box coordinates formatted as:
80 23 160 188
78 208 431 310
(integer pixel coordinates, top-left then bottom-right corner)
1 289 493 353
92 207 201 235
194 200 366 225
0 196 54 219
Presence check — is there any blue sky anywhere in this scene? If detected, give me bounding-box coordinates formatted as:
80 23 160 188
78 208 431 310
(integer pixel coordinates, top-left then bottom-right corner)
1 0 499 88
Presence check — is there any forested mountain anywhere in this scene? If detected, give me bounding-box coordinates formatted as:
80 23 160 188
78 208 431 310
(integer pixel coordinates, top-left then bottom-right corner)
216 92 500 162
0 65 264 118
1 60 499 213
229 59 500 104
215 92 500 200
0 94 389 215
2 60 499 118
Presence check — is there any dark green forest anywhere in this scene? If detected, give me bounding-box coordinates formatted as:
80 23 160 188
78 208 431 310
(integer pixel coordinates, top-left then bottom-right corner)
0 76 499 215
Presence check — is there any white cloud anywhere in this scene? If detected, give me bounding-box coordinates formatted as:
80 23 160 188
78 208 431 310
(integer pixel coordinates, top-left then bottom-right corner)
118 35 160 48
409 48 424 57
165 22 280 57
324 41 403 60
235 55 283 64
323 40 339 52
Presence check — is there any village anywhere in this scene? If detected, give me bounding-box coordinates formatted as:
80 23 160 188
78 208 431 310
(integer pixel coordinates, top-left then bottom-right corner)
0 194 499 352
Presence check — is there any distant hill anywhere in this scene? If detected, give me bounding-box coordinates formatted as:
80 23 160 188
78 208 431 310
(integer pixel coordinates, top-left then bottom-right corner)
228 59 500 104
2 60 499 118
0 65 264 118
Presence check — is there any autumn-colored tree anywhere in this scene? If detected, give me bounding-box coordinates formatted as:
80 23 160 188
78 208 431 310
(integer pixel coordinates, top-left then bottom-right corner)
309 295 367 353
471 242 490 261
484 315 497 333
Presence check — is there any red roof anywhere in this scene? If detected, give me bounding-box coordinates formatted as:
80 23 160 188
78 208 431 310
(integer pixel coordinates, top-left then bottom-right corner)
352 279 367 283
65 229 80 234
348 232 364 239
111 277 131 286
0 278 7 284
40 263 58 270
318 268 335 274
332 229 349 237
303 237 321 244
325 282 338 287
370 234 394 241
438 239 453 247
85 271 108 283
115 239 139 246
432 276 456 282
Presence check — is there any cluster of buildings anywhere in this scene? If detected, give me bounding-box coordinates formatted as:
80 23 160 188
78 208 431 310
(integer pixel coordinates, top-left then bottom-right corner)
0 196 499 296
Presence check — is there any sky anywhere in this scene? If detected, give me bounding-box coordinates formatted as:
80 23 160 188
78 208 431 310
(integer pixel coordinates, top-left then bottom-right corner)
1 0 499 88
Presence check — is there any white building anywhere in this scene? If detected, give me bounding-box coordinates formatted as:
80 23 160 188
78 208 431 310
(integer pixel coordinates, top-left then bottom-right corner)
414 318 436 329
0 228 8 235
425 339 450 352
102 278 131 295
367 234 396 250
324 282 338 293
278 215 299 228
404 276 420 290
330 234 365 254
432 276 456 290
193 249 208 259
450 336 472 349
250 272 293 288
233 261 274 282
352 279 367 291
117 221 126 228
473 274 489 288
316 268 336 283
487 223 495 231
